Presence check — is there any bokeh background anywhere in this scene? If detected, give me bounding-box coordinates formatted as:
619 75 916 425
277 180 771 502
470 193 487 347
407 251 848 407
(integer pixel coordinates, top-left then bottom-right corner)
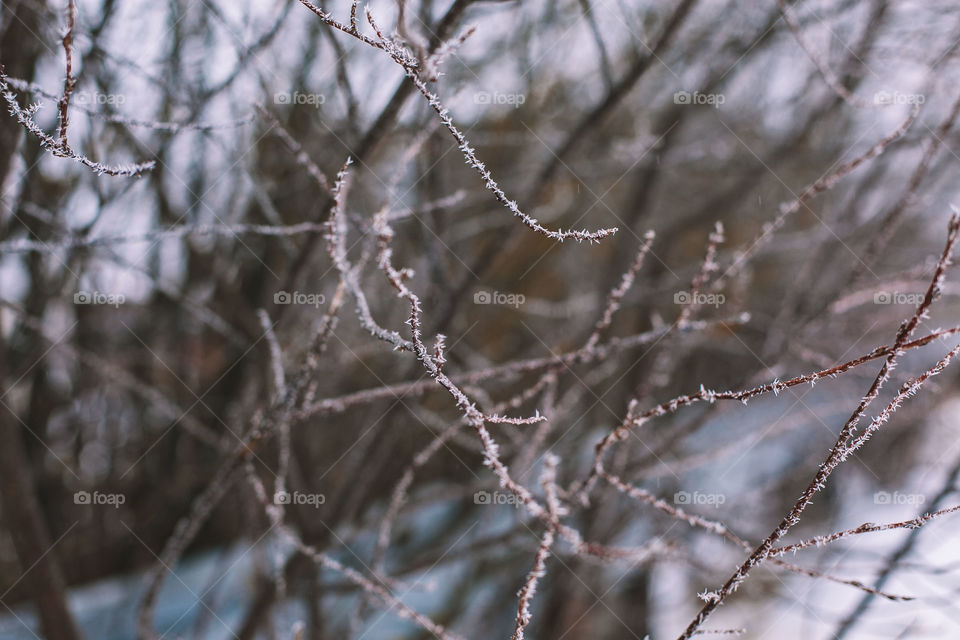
2 0 960 638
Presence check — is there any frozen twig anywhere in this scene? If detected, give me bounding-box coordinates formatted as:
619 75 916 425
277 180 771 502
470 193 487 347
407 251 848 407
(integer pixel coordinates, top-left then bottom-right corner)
583 320 960 498
679 222 723 326
676 213 960 639
603 469 914 602
294 1 617 242
1 72 155 177
511 454 560 640
770 504 960 557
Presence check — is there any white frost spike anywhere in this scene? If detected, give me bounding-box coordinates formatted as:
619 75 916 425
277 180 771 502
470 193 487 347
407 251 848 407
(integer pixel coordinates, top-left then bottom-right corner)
698 590 722 603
